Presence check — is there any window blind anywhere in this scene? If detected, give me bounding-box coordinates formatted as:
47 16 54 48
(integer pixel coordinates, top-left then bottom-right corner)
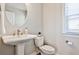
65 3 79 33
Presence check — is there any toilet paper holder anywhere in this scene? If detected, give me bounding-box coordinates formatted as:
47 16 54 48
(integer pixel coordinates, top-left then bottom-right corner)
65 40 73 45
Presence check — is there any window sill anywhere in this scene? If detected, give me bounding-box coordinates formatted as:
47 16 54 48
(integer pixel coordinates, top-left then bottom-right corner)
62 32 79 38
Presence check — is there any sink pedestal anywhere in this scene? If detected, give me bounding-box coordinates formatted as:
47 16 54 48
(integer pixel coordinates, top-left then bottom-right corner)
2 34 37 55
16 43 25 55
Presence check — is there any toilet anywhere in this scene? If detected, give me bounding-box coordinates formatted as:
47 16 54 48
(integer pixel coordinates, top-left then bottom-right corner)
34 36 56 55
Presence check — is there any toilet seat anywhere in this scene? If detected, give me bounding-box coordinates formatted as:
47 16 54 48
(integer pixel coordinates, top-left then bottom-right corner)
39 45 55 55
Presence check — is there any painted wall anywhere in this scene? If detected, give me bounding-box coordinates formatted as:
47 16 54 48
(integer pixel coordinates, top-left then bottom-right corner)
0 3 42 55
43 4 57 46
43 3 79 55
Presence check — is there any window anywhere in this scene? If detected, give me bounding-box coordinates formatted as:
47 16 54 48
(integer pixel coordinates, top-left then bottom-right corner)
64 3 79 34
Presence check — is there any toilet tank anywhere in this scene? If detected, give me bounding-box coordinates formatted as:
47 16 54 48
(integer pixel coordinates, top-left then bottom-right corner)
34 36 44 47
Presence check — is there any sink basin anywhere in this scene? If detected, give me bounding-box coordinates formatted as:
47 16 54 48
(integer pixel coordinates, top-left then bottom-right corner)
2 34 37 55
2 34 37 45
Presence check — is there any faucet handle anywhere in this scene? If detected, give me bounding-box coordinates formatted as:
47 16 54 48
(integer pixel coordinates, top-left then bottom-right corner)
17 29 20 32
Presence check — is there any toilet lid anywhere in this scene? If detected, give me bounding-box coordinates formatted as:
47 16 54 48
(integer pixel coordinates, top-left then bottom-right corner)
39 45 55 54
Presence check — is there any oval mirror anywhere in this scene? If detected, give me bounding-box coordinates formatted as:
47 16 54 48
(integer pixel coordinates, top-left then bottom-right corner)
5 3 27 27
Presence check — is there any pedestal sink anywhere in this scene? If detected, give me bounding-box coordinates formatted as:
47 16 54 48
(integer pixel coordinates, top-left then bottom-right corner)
2 34 37 55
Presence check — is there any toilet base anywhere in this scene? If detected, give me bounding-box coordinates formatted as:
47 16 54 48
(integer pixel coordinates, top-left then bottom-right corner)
37 52 41 55
40 52 55 55
41 52 49 55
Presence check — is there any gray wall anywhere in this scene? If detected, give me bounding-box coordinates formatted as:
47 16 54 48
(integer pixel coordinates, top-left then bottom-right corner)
0 3 42 55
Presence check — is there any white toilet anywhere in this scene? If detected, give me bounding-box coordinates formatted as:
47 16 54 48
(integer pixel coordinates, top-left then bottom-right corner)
34 36 56 55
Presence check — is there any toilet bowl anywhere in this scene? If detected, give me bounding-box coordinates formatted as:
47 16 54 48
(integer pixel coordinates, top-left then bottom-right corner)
35 36 56 55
